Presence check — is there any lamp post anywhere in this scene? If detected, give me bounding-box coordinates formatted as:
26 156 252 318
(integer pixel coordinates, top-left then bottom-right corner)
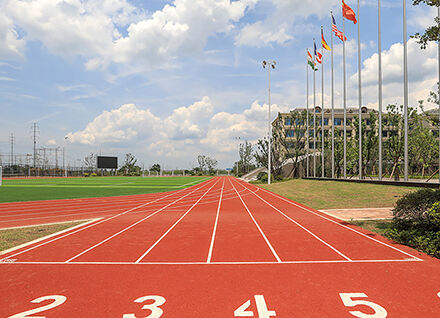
235 136 241 176
263 60 276 185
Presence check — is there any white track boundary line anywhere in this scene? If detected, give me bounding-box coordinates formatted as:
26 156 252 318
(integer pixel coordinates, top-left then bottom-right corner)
0 219 96 231
178 177 211 187
206 178 225 263
0 219 100 256
134 178 221 263
251 182 423 261
0 259 421 265
234 179 352 262
229 178 282 263
0 179 214 262
66 178 218 263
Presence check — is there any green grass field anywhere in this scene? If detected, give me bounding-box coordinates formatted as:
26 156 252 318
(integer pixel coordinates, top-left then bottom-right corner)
0 176 210 203
256 179 417 210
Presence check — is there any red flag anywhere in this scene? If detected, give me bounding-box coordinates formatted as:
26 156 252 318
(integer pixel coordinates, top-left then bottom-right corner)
342 0 357 24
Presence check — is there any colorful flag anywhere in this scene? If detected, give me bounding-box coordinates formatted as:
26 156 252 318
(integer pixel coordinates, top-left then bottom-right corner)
321 29 331 51
342 0 357 24
332 14 347 41
314 42 322 64
307 50 316 70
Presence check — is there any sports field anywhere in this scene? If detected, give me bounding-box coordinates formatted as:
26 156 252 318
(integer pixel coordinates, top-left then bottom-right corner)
1 176 439 317
0 176 210 203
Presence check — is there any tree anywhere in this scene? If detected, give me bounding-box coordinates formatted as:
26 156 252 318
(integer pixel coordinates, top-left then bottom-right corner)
234 141 256 176
411 0 440 49
197 155 217 174
254 136 283 180
352 111 379 177
83 152 96 172
272 110 308 178
150 164 161 173
197 155 207 173
119 153 140 175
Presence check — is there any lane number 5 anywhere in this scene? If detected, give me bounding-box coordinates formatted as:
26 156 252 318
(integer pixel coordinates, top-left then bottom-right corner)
339 293 387 318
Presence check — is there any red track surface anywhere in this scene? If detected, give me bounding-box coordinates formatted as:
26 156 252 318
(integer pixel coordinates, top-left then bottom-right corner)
1 176 439 317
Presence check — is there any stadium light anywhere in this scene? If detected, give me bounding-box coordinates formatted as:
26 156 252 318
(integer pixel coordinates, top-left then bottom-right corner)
262 60 276 185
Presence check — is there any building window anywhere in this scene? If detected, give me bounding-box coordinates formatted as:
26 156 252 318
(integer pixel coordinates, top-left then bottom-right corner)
297 130 305 137
286 130 294 137
309 130 314 137
334 118 343 125
309 142 315 149
284 118 291 126
295 119 304 126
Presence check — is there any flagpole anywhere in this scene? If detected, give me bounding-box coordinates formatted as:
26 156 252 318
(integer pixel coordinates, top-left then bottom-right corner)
378 0 383 181
357 0 362 180
313 39 317 178
306 49 310 178
403 0 409 181
331 12 335 179
438 6 440 184
343 11 347 179
321 27 325 178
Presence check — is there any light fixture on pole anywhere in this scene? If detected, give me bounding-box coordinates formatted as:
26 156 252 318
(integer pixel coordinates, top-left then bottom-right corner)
262 60 276 185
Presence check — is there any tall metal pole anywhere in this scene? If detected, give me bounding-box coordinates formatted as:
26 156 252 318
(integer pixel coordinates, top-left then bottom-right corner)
403 0 409 181
343 16 347 178
313 39 317 177
321 29 325 178
306 49 310 178
331 12 335 179
438 5 440 184
358 0 363 180
33 123 37 168
378 0 383 181
268 65 272 184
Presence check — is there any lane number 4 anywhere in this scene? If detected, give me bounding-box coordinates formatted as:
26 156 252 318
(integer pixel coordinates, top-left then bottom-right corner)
234 295 276 318
339 293 387 318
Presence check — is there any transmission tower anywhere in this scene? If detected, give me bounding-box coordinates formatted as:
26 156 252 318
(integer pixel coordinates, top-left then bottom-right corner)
32 123 39 168
9 133 15 166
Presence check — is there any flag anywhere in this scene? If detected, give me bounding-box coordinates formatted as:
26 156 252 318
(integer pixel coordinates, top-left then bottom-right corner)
332 14 347 41
314 42 322 64
321 28 331 51
342 0 357 24
307 50 316 70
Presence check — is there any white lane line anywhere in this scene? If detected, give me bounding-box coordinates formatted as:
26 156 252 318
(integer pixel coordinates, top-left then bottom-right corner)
0 179 213 262
229 178 282 263
135 178 221 263
66 178 218 263
0 219 100 255
234 179 352 262
206 178 225 263
0 259 422 266
248 181 423 261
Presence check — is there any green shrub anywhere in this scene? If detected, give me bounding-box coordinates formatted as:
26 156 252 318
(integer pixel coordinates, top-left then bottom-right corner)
91 173 97 177
84 173 89 177
393 188 440 221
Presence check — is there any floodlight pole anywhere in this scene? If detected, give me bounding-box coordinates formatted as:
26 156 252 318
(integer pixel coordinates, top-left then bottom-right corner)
235 136 241 176
263 60 276 185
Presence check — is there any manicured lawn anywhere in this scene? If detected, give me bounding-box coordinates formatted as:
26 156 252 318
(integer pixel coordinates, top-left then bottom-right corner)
0 176 210 203
256 179 417 210
0 221 86 252
350 219 393 236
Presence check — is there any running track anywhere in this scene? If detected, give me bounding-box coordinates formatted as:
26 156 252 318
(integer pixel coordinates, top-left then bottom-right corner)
1 176 439 317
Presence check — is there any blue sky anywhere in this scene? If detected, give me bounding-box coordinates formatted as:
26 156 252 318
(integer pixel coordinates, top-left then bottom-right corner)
0 0 438 169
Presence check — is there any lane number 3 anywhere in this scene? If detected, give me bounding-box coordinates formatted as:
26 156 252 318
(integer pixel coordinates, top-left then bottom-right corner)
123 295 166 318
234 295 276 317
339 293 387 318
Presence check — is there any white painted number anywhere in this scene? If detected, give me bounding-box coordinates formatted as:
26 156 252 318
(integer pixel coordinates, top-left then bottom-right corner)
123 295 166 318
8 295 67 318
234 295 276 318
339 293 387 318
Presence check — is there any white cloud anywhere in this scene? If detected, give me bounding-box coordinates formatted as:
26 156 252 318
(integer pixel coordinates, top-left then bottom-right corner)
67 96 290 163
0 11 26 59
235 21 292 47
47 139 57 145
2 0 256 70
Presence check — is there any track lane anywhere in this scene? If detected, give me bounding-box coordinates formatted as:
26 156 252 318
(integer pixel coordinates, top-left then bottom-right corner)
0 178 216 262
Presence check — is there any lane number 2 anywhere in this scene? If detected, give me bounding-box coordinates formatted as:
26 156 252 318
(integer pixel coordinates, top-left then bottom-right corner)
234 295 276 317
123 295 166 318
339 293 387 318
8 295 66 318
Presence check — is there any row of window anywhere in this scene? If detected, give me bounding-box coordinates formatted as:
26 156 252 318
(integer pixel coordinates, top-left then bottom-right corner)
284 118 374 126
285 130 352 138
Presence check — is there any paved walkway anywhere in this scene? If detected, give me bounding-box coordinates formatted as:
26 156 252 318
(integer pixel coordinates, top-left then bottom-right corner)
319 207 393 221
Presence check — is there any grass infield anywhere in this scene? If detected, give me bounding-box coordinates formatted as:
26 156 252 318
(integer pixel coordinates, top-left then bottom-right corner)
0 176 210 203
256 178 417 210
0 221 86 252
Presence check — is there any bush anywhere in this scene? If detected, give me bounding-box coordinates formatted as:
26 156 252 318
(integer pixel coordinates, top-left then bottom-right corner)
386 200 440 259
393 188 440 221
91 173 97 177
84 173 89 177
257 172 283 183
